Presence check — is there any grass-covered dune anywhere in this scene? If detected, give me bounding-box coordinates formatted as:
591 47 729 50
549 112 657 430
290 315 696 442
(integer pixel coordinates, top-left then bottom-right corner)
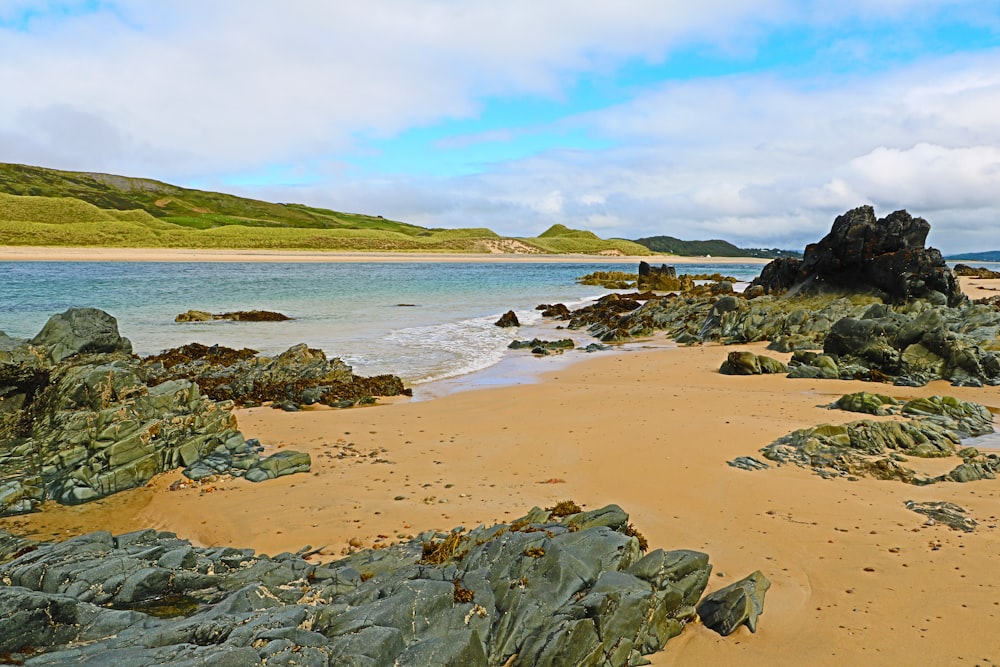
0 164 651 255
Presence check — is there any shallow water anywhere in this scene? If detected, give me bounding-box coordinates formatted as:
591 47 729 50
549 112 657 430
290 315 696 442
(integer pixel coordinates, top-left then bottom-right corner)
0 260 765 385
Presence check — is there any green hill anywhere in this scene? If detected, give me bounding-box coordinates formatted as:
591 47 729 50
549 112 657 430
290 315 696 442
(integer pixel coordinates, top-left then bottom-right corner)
633 235 800 259
0 163 652 255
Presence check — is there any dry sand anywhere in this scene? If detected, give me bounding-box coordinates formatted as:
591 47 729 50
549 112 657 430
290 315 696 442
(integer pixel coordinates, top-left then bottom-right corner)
0 245 768 265
3 339 999 666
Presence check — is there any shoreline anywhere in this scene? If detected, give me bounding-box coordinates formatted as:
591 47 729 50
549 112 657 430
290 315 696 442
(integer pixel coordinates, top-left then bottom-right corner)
4 341 999 665
0 245 772 264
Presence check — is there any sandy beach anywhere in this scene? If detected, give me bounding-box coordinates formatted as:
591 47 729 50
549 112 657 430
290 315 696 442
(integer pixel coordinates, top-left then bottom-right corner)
3 331 998 665
0 245 769 265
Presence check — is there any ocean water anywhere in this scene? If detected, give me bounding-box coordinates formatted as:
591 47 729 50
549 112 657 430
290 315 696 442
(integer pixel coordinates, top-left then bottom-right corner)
0 260 765 385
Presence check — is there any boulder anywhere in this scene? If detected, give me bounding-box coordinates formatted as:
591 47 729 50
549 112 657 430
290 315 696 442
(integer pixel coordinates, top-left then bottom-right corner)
494 310 520 327
29 308 132 363
696 571 770 636
719 351 787 375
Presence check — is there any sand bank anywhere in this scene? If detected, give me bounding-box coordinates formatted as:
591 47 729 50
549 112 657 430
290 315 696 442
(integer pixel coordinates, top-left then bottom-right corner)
4 341 998 666
0 245 768 265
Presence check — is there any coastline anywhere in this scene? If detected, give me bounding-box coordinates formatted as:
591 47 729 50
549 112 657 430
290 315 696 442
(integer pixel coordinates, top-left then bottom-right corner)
4 340 998 666
0 245 770 264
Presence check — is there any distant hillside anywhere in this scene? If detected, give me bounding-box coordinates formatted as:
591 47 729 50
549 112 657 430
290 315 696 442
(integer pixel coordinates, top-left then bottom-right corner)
0 163 652 255
632 235 800 259
946 250 1000 262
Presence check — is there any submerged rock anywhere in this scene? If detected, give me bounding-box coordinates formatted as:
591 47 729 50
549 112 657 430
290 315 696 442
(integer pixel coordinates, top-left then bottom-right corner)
175 309 293 322
0 505 720 667
509 338 575 355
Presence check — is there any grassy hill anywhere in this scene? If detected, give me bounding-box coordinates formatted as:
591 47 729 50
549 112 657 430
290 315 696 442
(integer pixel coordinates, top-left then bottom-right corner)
632 235 800 259
0 163 652 255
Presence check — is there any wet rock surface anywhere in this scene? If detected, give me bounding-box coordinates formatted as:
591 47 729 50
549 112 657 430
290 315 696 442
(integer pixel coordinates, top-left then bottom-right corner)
508 338 575 355
494 310 520 327
175 310 293 322
755 393 997 485
0 505 753 667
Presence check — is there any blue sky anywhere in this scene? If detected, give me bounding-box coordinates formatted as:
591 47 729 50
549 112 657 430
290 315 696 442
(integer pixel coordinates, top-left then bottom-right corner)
2 1 1000 252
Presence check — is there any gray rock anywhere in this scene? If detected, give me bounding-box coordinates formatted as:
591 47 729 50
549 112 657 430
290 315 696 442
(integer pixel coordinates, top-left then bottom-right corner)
696 570 770 636
29 308 132 363
0 505 713 667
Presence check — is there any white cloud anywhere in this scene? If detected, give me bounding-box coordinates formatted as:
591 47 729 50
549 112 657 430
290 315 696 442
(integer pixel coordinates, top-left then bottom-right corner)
1 1 999 253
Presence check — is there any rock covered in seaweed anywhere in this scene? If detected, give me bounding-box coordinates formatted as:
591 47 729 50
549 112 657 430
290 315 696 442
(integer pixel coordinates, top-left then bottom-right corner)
0 505 729 667
143 341 410 409
755 393 997 484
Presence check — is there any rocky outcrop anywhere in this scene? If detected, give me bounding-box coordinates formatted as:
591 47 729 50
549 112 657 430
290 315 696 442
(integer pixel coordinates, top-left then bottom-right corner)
28 307 133 363
143 342 410 409
904 500 977 532
175 310 292 322
0 505 741 667
754 394 997 484
719 351 787 375
494 310 520 327
509 338 575 355
787 301 1000 386
751 206 964 306
954 264 1000 279
0 309 337 516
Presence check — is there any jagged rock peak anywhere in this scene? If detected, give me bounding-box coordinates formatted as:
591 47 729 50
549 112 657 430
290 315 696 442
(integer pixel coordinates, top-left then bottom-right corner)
751 206 963 306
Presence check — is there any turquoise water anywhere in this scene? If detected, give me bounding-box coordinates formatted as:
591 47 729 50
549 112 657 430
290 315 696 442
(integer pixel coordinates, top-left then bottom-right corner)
0 261 765 384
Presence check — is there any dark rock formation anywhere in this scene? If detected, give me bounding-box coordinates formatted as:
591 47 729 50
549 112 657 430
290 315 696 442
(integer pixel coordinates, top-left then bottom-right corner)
696 571 770 636
494 310 520 327
758 394 997 484
954 264 1000 279
508 338 575 355
719 351 787 375
0 505 722 666
751 206 964 306
175 310 293 322
143 342 410 409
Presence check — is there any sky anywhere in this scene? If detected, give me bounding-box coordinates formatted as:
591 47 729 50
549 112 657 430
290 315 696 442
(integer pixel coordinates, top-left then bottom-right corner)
2 1 1000 253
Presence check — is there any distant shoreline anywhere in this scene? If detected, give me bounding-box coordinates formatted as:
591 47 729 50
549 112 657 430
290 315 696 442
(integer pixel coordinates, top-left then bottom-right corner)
0 245 772 264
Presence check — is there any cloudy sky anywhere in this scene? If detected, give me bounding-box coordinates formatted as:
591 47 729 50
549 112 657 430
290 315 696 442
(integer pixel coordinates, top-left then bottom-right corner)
2 1 999 253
